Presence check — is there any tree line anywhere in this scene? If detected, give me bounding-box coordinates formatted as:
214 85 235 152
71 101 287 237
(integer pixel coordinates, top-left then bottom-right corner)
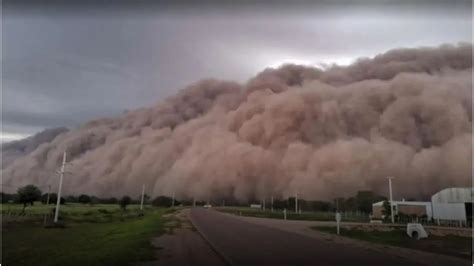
2 184 389 214
0 184 183 212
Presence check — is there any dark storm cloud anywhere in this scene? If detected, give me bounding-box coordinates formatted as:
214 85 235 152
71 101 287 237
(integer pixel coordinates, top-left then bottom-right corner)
2 0 472 141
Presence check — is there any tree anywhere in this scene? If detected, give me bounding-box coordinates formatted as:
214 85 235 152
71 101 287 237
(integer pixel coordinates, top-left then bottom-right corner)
355 191 387 213
1 192 16 204
119 196 131 210
90 196 100 204
143 194 151 203
272 199 289 210
100 197 118 204
152 196 174 207
66 195 78 202
78 194 91 204
41 193 65 204
17 185 42 212
382 200 391 221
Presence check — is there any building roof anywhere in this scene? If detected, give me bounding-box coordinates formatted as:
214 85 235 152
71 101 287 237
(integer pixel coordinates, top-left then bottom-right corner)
372 200 431 207
431 187 473 203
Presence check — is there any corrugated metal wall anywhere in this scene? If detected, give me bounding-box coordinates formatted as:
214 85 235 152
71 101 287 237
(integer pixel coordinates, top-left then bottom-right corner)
432 202 466 221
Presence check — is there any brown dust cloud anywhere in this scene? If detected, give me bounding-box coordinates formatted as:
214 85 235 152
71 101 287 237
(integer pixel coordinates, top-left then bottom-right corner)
2 43 472 202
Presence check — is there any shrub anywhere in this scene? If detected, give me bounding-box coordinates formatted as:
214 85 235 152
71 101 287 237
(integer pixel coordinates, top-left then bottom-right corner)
151 196 179 207
78 194 91 204
41 193 65 204
119 196 132 210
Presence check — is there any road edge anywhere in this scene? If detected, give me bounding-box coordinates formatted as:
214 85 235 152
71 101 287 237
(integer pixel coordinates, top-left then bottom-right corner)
188 208 234 266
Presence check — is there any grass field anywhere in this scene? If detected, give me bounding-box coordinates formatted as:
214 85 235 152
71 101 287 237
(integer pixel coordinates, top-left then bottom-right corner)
216 207 369 222
312 226 472 260
2 202 175 266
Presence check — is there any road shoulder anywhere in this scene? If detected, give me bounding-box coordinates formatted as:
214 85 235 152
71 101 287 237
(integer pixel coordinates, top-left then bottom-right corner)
136 208 228 266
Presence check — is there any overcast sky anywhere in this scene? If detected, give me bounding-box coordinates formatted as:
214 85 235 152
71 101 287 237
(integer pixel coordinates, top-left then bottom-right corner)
2 1 472 142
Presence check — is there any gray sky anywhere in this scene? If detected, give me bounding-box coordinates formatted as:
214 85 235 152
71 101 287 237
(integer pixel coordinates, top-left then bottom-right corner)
2 1 472 142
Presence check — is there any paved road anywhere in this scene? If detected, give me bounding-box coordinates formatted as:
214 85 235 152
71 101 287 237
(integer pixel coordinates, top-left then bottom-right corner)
190 208 428 266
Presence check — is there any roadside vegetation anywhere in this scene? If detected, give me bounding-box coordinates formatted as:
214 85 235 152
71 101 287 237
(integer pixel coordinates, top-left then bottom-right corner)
312 226 471 260
2 184 180 266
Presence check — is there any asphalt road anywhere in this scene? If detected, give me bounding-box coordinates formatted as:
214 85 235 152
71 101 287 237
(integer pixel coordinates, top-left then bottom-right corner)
189 208 426 266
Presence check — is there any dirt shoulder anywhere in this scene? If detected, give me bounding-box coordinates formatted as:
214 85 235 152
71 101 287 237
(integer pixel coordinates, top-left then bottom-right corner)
136 208 227 266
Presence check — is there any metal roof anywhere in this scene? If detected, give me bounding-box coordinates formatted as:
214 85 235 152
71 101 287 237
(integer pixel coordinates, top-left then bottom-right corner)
372 201 430 206
431 187 473 203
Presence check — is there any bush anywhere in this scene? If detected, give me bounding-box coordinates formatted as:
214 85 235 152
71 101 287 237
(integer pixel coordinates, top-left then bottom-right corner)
151 196 178 207
78 194 91 204
66 195 78 202
41 193 65 204
119 196 132 210
100 197 118 204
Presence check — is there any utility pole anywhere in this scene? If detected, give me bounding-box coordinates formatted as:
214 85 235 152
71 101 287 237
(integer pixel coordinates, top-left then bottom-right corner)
172 191 175 207
43 185 52 225
54 151 67 223
387 176 395 223
295 192 298 213
271 196 274 212
46 185 51 205
262 196 266 211
140 184 145 211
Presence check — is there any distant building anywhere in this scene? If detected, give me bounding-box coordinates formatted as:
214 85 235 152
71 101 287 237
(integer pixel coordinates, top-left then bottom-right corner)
431 187 472 225
372 200 432 220
371 187 473 225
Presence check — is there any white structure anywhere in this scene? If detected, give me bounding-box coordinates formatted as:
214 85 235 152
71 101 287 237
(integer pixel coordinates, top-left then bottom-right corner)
250 204 262 209
406 223 428 239
372 200 432 220
431 187 472 223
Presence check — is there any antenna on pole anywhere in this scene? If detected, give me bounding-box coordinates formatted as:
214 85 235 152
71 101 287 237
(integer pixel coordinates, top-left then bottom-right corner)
54 151 67 223
140 184 145 211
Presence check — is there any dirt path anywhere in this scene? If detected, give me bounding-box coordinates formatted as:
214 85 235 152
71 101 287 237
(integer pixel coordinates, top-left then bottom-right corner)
136 209 227 266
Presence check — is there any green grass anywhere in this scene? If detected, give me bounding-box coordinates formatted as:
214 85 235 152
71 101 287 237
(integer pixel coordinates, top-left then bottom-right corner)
2 202 144 215
216 207 369 222
2 203 176 266
312 226 472 260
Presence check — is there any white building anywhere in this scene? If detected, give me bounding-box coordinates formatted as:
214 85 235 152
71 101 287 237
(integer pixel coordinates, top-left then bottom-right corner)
372 200 432 220
431 187 472 224
372 187 472 226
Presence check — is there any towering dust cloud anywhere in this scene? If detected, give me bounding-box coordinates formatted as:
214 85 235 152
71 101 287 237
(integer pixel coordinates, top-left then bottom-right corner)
2 44 472 201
